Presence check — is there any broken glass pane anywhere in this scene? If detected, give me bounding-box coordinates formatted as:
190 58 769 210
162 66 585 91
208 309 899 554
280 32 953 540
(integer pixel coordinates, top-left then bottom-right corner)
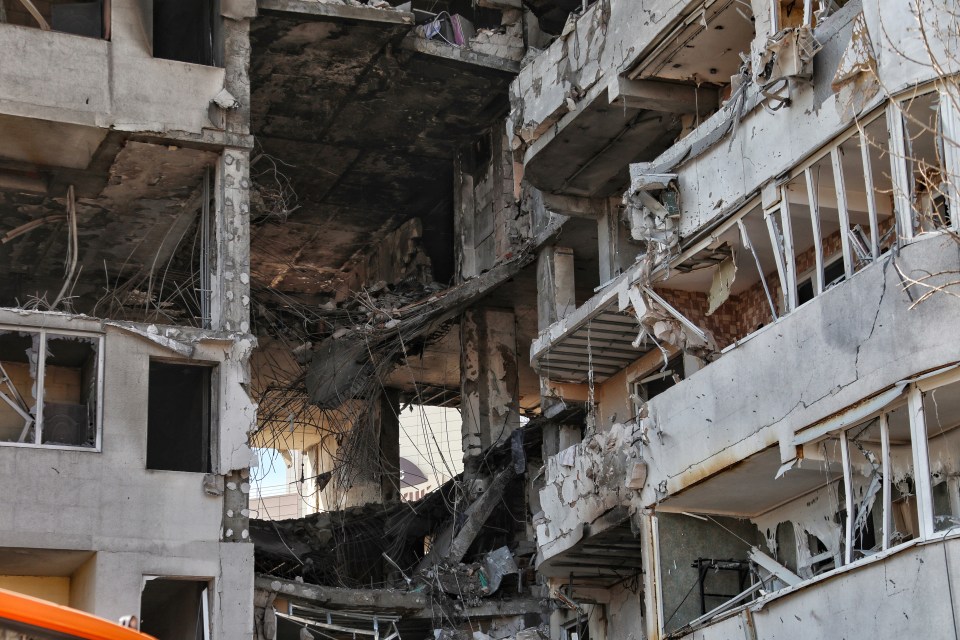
0 332 38 444
41 334 98 447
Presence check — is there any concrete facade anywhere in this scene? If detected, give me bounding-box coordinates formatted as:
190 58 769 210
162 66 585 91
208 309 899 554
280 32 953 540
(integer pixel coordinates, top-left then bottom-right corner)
4 0 960 639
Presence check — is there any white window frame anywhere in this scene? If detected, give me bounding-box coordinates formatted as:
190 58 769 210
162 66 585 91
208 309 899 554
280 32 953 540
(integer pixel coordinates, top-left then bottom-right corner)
0 326 104 452
826 367 960 565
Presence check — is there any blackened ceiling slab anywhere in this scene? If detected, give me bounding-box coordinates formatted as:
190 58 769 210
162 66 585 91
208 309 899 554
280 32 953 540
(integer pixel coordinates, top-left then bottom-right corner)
0 138 217 315
249 3 516 299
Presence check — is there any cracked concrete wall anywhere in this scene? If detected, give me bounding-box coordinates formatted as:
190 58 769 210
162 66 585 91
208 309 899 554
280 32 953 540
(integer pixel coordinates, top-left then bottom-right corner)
536 232 960 555
606 583 645 640
636 232 960 504
509 0 703 152
683 537 960 639
0 309 255 639
536 422 643 557
510 0 697 144
0 0 245 142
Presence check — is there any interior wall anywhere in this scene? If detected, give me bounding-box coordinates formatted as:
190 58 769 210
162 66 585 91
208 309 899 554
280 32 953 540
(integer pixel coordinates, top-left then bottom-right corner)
657 513 763 634
0 575 70 605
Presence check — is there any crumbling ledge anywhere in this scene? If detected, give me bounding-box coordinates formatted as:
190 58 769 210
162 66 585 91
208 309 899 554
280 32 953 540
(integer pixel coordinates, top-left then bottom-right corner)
255 575 427 613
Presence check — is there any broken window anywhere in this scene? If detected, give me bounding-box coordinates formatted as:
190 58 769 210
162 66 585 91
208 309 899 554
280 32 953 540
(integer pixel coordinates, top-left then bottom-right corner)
780 152 848 307
140 577 210 640
0 329 101 450
797 255 844 306
0 0 110 38
739 205 784 325
146 360 213 473
834 135 878 270
900 92 951 232
152 0 221 67
861 115 897 249
834 402 920 564
921 380 960 533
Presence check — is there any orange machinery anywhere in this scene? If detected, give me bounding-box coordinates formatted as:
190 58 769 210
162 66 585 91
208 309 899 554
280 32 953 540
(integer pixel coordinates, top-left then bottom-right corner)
0 587 157 640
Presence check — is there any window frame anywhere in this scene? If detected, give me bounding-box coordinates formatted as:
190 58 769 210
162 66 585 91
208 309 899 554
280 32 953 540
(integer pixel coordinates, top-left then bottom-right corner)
0 326 104 453
0 0 112 40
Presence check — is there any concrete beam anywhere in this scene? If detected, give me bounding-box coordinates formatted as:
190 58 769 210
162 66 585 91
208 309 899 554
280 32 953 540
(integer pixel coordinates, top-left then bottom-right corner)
401 35 522 74
537 246 576 331
418 464 517 571
477 0 523 9
541 193 613 219
461 308 522 463
413 597 547 619
257 0 414 24
607 77 719 115
255 576 427 613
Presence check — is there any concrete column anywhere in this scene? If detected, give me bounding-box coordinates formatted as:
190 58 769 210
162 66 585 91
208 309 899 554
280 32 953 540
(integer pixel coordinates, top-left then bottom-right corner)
536 245 576 331
461 308 521 470
222 469 249 542
454 153 478 282
597 203 621 283
222 16 251 137
639 512 663 640
338 391 400 509
212 148 251 333
378 388 401 504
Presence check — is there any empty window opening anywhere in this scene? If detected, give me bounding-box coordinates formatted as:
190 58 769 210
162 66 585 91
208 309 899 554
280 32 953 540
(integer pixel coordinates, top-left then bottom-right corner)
631 355 684 416
140 577 210 640
797 254 844 306
835 134 881 271
0 330 101 450
152 0 221 67
921 380 960 532
861 116 897 250
771 0 816 30
0 0 109 38
562 616 590 640
147 361 213 473
901 92 951 231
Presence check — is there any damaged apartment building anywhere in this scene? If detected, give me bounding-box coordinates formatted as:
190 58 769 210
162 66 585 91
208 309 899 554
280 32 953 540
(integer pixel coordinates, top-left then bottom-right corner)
3 0 960 639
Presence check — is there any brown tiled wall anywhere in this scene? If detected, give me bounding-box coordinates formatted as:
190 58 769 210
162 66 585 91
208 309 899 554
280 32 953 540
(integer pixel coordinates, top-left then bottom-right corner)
656 228 853 350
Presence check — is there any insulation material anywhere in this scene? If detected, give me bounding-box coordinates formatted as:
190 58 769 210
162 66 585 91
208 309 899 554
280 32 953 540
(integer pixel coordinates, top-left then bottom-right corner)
751 481 843 578
831 12 880 120
623 285 717 356
706 256 737 315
